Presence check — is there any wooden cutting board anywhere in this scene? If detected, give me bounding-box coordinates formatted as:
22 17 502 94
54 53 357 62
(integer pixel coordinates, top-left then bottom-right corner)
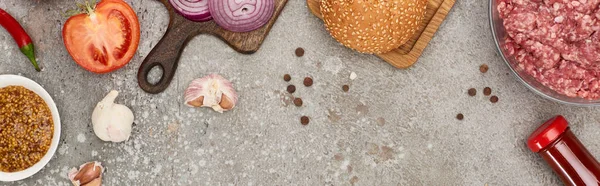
138 0 288 94
307 0 455 68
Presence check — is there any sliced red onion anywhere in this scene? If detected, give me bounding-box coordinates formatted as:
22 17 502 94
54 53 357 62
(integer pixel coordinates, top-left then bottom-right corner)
169 0 212 22
208 0 275 32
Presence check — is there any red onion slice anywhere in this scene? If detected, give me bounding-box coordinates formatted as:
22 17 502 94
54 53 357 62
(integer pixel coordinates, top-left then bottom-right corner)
209 0 275 32
169 0 212 22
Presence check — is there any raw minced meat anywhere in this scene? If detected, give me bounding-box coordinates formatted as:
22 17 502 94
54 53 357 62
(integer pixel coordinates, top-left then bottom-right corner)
499 0 600 99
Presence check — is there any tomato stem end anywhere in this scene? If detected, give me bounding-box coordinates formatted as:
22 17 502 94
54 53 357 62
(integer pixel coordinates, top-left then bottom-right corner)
63 0 97 17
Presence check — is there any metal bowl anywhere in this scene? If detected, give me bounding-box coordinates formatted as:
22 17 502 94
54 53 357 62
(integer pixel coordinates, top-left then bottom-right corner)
489 0 600 106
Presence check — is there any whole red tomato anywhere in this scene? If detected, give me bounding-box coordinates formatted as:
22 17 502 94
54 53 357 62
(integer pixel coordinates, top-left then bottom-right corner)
63 0 140 73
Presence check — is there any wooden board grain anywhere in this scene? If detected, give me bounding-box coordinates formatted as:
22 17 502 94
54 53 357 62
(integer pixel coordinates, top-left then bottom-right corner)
138 0 288 94
307 0 455 68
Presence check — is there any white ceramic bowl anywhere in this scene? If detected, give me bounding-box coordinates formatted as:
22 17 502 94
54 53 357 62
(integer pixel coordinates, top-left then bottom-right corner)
0 74 61 182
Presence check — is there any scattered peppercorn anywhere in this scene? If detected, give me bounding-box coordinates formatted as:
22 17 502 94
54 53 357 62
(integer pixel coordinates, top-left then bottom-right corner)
283 74 291 82
342 85 349 92
301 116 310 125
480 64 489 73
295 47 305 57
294 98 303 106
484 87 492 96
304 77 313 87
287 85 296 93
456 113 464 120
468 88 476 96
490 95 499 103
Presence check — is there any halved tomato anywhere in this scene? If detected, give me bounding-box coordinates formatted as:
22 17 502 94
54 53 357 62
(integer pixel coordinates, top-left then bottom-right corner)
63 0 140 73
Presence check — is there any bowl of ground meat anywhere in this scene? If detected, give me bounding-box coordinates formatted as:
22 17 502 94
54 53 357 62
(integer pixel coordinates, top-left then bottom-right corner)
491 0 600 105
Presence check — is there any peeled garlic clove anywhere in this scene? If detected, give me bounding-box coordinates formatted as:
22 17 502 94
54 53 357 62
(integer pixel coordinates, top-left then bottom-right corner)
92 90 134 142
184 74 238 113
68 161 103 186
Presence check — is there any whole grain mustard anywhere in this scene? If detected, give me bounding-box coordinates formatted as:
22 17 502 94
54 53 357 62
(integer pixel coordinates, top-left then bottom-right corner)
0 86 53 172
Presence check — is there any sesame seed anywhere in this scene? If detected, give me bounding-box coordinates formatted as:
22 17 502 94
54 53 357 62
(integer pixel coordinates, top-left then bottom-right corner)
321 0 427 54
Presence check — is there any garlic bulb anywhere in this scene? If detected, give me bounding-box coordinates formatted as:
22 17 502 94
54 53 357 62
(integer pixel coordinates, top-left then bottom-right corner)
68 161 104 186
92 90 134 142
184 74 238 113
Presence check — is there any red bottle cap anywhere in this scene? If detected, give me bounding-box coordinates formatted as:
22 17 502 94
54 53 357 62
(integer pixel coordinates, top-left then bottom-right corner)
527 115 569 153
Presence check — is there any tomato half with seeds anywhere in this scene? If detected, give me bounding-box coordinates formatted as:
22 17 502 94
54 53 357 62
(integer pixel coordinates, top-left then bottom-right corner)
63 0 140 73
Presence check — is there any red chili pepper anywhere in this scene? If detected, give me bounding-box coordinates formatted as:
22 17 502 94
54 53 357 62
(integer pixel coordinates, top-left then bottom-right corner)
0 8 40 72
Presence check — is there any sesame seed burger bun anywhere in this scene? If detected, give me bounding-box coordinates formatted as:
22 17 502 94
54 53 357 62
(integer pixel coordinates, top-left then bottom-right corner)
321 0 427 54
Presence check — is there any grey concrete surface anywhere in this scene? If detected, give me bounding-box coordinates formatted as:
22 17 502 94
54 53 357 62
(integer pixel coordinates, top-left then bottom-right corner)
0 0 596 185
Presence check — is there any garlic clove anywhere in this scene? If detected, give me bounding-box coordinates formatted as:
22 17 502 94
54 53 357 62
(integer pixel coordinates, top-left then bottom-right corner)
68 161 103 186
219 94 234 110
82 178 102 186
92 90 134 142
188 96 204 107
73 163 101 184
184 74 238 113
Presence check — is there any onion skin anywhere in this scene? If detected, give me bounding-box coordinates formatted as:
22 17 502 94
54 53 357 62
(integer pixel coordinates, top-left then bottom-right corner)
169 0 212 22
209 0 275 32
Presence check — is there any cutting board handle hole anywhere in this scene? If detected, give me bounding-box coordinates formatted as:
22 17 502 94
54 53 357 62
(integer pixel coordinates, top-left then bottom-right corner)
146 64 164 85
136 0 289 94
